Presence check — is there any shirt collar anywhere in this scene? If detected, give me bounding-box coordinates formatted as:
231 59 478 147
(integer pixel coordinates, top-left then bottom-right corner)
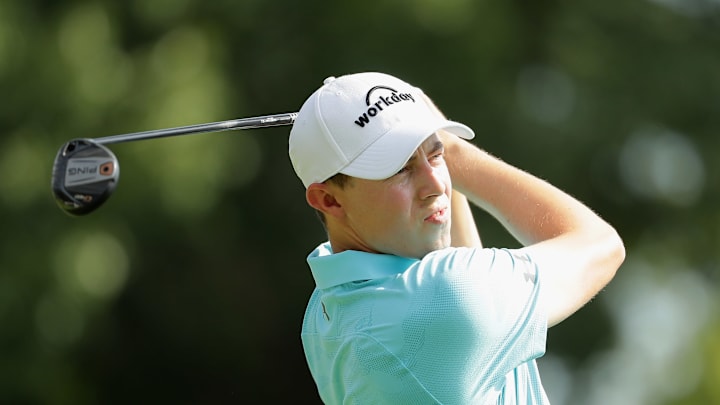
307 242 419 289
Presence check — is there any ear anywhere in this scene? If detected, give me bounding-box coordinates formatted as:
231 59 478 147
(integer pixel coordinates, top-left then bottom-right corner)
306 183 345 219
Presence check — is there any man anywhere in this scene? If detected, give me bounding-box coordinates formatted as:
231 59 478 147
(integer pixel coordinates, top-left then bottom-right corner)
288 72 625 404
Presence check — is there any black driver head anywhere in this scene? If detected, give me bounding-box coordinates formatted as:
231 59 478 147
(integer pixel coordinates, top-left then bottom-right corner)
51 139 119 216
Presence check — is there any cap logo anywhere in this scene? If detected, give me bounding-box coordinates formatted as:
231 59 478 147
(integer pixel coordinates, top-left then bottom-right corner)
353 85 416 128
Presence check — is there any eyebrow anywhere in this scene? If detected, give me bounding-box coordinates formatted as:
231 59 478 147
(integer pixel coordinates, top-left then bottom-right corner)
427 140 444 155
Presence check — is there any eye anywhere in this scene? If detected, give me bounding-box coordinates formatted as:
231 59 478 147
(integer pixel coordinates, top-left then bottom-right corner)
429 150 444 164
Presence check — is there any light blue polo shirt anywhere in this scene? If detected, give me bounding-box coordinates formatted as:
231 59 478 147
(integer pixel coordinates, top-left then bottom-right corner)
301 242 550 404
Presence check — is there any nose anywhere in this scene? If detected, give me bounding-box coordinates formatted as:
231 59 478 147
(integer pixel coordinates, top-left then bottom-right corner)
417 159 447 199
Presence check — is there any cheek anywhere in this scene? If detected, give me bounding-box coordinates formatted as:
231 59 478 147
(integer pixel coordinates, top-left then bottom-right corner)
438 166 452 189
348 186 410 224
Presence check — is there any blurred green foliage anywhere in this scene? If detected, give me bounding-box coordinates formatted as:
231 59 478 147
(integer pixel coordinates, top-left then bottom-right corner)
1 0 718 403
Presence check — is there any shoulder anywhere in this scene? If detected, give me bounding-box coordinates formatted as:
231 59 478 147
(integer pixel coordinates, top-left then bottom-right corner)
407 248 547 345
417 247 541 290
421 247 535 272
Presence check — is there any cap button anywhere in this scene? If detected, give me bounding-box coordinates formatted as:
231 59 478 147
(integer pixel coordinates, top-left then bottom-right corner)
323 76 336 85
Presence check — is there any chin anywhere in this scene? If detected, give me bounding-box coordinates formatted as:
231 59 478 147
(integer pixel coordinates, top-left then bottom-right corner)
435 235 452 250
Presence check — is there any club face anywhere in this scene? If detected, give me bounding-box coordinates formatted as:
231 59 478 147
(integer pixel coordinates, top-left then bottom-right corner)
51 139 120 216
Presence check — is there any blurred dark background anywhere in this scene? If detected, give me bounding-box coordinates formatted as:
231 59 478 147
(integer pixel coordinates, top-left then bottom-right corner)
1 0 718 404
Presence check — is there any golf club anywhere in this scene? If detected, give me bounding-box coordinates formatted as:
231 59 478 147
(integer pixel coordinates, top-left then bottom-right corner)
51 112 298 216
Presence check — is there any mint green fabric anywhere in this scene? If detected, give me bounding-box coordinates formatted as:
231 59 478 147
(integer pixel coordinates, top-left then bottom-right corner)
301 243 550 404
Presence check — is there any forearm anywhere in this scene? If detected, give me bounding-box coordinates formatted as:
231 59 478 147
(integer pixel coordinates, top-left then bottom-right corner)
442 134 608 245
450 189 482 248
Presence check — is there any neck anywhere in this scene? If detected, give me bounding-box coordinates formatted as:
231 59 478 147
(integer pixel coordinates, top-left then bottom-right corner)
325 221 375 255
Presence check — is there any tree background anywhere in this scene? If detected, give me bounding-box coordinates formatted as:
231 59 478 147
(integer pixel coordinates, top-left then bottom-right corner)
1 0 719 403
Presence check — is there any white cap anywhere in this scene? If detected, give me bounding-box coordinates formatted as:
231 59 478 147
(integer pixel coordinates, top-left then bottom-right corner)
288 72 474 188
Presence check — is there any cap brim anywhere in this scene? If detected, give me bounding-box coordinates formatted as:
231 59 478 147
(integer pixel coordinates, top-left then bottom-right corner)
339 116 474 181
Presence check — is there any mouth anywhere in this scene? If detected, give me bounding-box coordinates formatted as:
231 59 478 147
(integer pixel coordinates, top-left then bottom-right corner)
425 207 449 224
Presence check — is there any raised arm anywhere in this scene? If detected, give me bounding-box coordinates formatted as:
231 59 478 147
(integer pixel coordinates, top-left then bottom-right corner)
440 132 625 327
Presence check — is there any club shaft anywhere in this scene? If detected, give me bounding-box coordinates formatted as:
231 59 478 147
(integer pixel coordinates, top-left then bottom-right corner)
93 112 298 145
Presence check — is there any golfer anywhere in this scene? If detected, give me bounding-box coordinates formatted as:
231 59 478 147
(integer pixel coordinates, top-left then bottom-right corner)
288 72 625 404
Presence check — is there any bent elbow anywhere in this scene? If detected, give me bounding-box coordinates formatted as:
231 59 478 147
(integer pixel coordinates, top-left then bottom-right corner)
603 227 626 281
615 232 627 266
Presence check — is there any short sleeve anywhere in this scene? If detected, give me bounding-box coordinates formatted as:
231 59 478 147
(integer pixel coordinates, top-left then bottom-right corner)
407 247 548 395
